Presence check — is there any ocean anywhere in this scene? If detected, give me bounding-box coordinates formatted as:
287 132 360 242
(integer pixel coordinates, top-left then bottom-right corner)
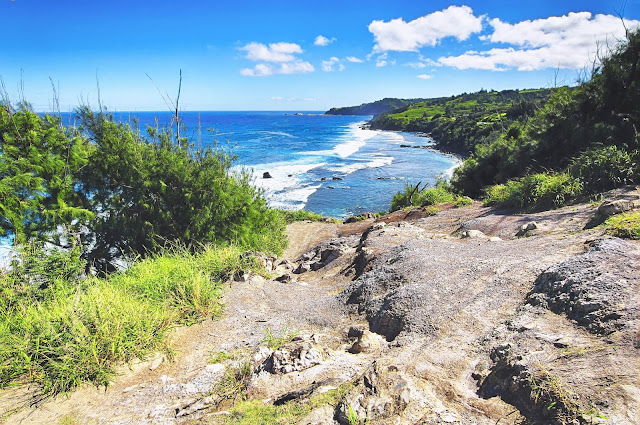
66 111 460 218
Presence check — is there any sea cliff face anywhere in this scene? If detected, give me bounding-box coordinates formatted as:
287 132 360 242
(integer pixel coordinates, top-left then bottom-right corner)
3 186 638 425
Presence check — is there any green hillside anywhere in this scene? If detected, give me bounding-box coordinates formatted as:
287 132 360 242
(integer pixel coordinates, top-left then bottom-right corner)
370 88 555 154
325 97 433 117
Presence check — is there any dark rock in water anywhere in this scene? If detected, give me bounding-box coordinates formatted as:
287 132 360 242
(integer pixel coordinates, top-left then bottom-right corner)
288 174 293 177
400 144 411 148
332 176 343 180
326 186 335 189
263 172 273 179
320 177 328 181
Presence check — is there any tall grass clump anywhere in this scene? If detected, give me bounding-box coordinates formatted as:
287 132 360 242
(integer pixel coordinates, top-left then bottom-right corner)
484 172 583 210
0 243 255 395
391 179 470 211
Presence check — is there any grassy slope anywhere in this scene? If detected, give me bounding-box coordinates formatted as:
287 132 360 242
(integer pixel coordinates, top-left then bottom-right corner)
370 88 555 155
0 245 264 396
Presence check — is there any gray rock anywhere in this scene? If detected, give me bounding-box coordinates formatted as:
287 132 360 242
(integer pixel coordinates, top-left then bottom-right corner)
461 229 486 239
294 239 350 273
516 221 538 236
526 238 640 334
349 330 383 354
597 199 636 220
257 340 323 375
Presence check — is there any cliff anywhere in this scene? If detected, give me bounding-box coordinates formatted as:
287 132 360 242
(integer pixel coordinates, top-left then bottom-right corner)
3 186 639 425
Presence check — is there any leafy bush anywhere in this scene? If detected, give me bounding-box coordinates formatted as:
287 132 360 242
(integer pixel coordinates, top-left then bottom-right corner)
452 29 640 203
569 145 638 192
0 106 92 245
76 109 287 273
603 211 640 239
0 244 252 395
484 172 583 210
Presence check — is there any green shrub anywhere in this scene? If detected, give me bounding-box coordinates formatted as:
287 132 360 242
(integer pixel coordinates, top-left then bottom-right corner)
0 244 252 395
569 145 638 192
453 196 473 207
391 179 456 211
484 172 583 210
603 211 640 239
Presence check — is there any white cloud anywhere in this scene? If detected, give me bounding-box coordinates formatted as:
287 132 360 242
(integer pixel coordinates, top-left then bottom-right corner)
407 58 441 69
314 35 337 46
240 41 314 76
375 53 395 67
368 5 483 52
439 12 640 71
322 56 345 72
279 61 315 74
346 56 363 63
240 63 274 76
241 61 314 77
241 42 303 62
417 74 432 79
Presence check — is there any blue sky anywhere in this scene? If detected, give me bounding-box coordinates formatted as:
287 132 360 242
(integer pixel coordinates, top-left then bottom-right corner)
2 0 639 111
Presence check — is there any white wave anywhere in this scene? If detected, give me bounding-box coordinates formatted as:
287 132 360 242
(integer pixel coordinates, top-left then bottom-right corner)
257 130 296 138
301 122 379 159
267 185 322 211
443 156 463 178
235 161 324 210
327 155 393 174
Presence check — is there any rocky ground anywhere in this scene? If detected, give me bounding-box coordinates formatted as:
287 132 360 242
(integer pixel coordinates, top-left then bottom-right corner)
1 188 639 425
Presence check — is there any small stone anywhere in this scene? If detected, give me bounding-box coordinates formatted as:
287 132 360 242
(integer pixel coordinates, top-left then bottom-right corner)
461 229 486 239
350 330 382 354
294 262 311 274
516 221 538 236
149 356 164 371
122 384 138 393
275 273 291 283
262 172 272 179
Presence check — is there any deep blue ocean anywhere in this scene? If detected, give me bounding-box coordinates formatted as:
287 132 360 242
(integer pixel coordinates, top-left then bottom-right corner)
62 111 459 218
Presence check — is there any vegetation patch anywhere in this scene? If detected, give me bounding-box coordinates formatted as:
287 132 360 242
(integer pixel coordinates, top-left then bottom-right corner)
483 172 582 211
220 382 354 424
0 244 254 396
261 327 299 351
391 179 469 211
277 209 327 223
603 211 640 239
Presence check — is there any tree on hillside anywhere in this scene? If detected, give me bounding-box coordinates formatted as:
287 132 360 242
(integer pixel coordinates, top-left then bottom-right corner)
0 105 92 245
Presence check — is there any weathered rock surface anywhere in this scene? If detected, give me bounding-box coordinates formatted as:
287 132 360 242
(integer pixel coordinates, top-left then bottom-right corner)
527 237 640 335
255 340 324 375
2 189 638 425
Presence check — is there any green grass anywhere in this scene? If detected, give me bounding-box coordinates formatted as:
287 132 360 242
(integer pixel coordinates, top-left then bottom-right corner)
276 209 327 223
391 179 472 212
261 327 299 351
483 172 583 211
0 244 258 396
219 382 354 424
603 211 640 239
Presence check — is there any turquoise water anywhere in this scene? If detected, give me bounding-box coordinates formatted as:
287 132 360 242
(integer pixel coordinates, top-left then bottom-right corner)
64 111 459 218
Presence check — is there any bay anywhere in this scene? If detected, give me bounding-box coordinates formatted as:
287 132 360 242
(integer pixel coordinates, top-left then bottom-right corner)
62 111 459 218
